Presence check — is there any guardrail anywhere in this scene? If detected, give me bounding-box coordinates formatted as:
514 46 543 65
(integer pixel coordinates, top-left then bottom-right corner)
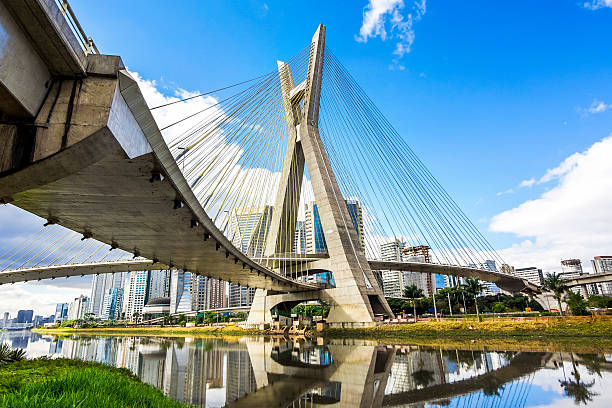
54 0 99 54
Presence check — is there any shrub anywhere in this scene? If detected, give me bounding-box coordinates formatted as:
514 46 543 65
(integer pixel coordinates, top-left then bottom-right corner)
492 302 507 313
567 293 589 316
0 344 26 364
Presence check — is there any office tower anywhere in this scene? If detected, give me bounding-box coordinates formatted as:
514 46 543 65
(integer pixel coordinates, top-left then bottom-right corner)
2 312 9 327
513 267 544 286
207 278 227 310
560 259 589 295
16 309 33 324
402 245 435 297
294 220 307 254
305 199 364 254
191 274 208 312
345 199 365 250
228 206 273 258
125 270 151 321
149 270 170 299
592 256 612 294
379 240 404 298
479 260 501 295
169 270 193 314
228 284 255 308
68 295 90 320
101 288 123 320
55 303 69 322
89 272 128 317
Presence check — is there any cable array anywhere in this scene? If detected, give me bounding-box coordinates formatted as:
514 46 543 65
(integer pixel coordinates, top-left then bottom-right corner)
319 47 504 267
0 225 133 272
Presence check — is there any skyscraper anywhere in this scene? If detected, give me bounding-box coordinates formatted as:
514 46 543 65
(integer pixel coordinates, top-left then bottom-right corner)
513 267 544 286
207 278 227 310
294 220 307 254
401 246 435 297
228 206 273 258
305 199 364 254
228 284 255 308
54 303 69 322
169 270 193 314
125 271 151 321
592 256 612 294
89 272 128 317
561 259 589 295
16 309 33 324
101 289 122 320
67 295 90 320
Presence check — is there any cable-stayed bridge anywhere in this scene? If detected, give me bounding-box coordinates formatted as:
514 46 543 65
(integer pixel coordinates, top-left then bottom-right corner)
0 0 536 326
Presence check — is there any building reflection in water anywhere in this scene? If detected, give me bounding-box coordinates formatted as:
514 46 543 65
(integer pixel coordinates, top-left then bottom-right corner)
15 332 610 408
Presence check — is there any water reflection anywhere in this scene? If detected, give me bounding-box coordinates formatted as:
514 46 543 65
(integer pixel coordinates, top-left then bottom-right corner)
2 330 611 407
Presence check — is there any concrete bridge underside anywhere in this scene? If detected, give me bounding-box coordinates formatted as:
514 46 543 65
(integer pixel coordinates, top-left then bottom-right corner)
0 55 317 293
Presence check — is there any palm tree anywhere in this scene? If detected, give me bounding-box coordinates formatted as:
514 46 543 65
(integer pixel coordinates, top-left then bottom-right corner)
464 278 484 321
543 272 568 316
403 284 424 323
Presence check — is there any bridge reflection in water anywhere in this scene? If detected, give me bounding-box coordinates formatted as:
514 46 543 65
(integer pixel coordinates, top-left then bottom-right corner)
7 331 612 407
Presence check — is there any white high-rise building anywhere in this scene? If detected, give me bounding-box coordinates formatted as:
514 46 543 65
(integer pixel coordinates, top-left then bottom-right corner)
67 295 90 320
228 206 273 259
592 256 612 294
206 278 227 310
89 272 127 317
379 240 404 298
125 271 151 321
513 267 543 286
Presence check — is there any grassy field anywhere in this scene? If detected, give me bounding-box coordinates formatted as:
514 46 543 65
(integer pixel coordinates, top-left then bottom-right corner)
0 358 189 407
325 316 612 339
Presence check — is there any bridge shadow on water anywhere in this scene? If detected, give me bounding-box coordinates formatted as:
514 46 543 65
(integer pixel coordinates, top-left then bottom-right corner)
4 330 612 407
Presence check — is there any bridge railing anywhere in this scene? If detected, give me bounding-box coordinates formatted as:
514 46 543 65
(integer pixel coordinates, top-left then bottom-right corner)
54 0 99 55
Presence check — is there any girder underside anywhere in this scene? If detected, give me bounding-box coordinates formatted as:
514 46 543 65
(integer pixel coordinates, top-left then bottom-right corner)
5 142 317 292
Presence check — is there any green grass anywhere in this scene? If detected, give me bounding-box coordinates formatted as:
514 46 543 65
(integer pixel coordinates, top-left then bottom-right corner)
324 316 612 339
0 358 190 407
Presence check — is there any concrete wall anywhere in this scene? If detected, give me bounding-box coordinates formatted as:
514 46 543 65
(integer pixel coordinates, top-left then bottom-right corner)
0 0 51 118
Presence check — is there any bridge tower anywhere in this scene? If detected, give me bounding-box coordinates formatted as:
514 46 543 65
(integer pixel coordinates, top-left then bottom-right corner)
248 25 394 327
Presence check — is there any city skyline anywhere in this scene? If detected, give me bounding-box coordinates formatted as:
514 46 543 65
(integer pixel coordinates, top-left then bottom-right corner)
1 1 612 315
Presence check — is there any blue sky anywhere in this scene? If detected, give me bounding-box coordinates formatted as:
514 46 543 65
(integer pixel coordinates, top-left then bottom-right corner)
1 0 612 314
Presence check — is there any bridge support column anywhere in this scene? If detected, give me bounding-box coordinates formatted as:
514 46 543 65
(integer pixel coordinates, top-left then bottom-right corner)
580 284 589 299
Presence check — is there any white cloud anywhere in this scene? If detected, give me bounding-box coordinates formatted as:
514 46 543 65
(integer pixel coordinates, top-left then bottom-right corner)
356 0 426 66
583 0 612 10
490 135 612 272
583 99 612 115
496 188 514 196
519 178 535 188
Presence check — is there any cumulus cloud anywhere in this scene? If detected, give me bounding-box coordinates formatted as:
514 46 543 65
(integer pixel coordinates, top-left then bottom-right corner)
490 135 612 272
356 0 426 68
583 0 612 10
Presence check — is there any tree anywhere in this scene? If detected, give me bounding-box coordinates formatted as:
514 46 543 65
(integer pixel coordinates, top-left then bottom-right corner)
403 284 424 323
464 278 484 320
567 292 589 316
542 272 569 316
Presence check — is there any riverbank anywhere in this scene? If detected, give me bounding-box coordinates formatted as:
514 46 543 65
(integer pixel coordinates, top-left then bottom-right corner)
33 324 264 337
34 316 612 341
324 316 612 339
0 358 188 407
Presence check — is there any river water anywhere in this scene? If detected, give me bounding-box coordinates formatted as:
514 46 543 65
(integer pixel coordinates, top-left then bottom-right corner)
2 330 611 407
